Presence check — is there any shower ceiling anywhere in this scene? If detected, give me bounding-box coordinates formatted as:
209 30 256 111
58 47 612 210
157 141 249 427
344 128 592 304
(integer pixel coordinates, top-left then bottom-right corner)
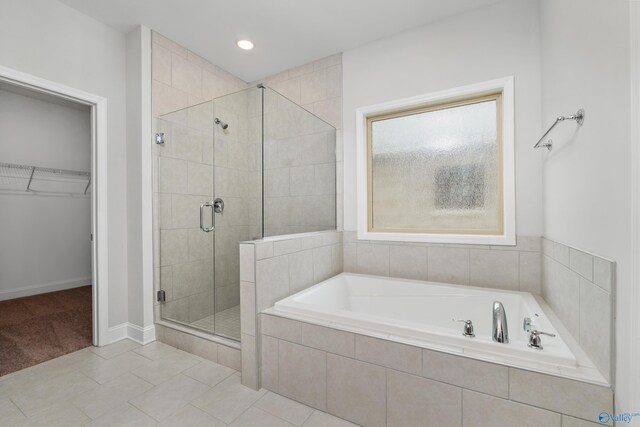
57 0 500 82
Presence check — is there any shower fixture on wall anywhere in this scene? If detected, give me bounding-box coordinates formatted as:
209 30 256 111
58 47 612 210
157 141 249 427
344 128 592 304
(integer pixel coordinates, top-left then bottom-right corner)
214 118 229 130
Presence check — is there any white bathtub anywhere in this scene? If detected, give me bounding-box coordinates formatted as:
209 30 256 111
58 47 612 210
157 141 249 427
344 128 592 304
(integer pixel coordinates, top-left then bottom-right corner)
273 273 578 371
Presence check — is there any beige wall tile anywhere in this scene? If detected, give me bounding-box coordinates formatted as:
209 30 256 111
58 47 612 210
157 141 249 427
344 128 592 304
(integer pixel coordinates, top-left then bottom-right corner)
202 70 229 100
262 335 279 392
153 81 190 117
387 369 462 427
241 334 258 389
469 250 519 290
240 244 255 283
389 245 428 281
217 345 241 371
326 354 386 427
519 251 541 294
570 248 593 280
179 334 218 362
152 43 172 86
171 54 202 98
187 162 213 196
240 281 256 336
301 323 355 357
562 415 604 427
300 70 328 105
554 241 570 266
542 256 580 338
509 369 613 420
278 341 327 410
356 243 390 276
343 243 357 272
312 97 342 129
289 249 314 293
262 314 302 343
422 349 508 398
579 278 611 381
256 256 290 310
428 247 469 285
463 389 560 427
273 239 302 256
160 229 189 266
152 32 188 58
313 245 334 282
159 157 188 194
355 335 421 376
592 257 613 292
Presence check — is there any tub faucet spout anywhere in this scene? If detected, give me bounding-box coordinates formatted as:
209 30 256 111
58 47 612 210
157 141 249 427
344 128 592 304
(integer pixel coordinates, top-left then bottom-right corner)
492 301 509 343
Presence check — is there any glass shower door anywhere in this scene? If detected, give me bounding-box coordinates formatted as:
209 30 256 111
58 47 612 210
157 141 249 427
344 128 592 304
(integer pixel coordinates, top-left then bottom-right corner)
156 100 216 335
209 87 263 340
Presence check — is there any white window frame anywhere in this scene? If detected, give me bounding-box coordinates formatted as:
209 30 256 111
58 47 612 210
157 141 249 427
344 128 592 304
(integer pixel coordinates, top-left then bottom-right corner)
355 76 515 245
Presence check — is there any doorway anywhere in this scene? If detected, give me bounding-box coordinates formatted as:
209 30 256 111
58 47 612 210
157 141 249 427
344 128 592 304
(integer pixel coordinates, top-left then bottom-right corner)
0 65 109 375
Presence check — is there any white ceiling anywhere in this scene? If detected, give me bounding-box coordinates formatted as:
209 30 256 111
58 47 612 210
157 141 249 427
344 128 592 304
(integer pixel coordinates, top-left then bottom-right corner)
58 0 500 82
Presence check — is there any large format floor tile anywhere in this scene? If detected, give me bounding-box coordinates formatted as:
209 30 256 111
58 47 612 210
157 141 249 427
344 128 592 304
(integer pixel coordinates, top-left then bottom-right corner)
0 338 358 427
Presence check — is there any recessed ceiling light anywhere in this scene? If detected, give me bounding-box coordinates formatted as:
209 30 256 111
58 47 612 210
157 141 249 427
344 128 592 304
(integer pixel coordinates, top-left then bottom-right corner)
237 40 254 50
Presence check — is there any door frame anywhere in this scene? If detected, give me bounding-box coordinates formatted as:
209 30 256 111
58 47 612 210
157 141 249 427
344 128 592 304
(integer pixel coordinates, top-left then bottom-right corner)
0 65 109 346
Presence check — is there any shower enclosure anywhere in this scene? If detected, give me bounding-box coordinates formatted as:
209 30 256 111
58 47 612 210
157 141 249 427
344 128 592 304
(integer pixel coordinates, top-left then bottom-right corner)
154 86 336 341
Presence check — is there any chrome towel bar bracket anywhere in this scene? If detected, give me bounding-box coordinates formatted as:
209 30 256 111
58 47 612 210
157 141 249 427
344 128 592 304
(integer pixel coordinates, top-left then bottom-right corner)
534 108 585 151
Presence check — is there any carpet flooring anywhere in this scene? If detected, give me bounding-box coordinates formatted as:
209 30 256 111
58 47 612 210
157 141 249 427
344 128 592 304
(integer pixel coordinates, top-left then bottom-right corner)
0 286 92 377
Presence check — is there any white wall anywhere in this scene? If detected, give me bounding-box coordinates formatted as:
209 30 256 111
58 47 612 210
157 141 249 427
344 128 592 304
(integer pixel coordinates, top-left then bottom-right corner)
0 88 91 299
0 0 129 327
126 26 154 339
342 0 543 236
539 0 633 410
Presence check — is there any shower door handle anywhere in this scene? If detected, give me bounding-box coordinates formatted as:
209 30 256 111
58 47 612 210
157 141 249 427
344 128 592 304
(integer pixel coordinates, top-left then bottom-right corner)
200 202 215 232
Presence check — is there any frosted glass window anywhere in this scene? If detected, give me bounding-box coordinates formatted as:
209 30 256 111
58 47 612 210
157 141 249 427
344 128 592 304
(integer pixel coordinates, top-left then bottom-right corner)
367 95 503 235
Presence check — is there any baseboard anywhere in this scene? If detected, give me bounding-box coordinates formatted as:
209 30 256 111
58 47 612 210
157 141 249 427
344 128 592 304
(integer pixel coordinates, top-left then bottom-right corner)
103 322 156 346
127 323 156 344
0 276 92 301
105 323 128 344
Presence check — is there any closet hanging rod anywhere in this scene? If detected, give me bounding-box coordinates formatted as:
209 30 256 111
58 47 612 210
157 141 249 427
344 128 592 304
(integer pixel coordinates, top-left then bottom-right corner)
534 108 585 151
0 162 90 178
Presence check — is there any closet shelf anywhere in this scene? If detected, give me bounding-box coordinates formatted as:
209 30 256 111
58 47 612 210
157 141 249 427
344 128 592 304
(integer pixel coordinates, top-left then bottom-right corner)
0 162 91 197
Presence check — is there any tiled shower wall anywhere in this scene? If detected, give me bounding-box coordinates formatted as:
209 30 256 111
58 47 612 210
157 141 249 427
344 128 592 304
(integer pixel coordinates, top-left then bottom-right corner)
152 32 344 329
255 56 343 229
343 232 542 294
542 238 615 383
263 93 337 236
152 31 251 327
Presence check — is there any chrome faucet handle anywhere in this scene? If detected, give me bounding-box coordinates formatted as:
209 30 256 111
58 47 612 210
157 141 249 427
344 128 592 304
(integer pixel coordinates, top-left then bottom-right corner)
523 317 535 332
528 330 556 350
452 319 475 338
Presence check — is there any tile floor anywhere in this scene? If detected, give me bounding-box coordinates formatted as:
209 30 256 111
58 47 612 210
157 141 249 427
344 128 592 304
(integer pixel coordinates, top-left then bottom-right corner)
0 339 358 427
191 305 240 340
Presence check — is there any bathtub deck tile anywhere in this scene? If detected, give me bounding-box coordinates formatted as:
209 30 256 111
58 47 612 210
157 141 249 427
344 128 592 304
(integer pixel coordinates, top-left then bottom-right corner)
262 314 302 343
509 368 613 423
422 348 509 399
354 335 422 376
462 389 561 427
326 354 386 427
300 323 355 358
387 369 462 427
278 341 327 411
